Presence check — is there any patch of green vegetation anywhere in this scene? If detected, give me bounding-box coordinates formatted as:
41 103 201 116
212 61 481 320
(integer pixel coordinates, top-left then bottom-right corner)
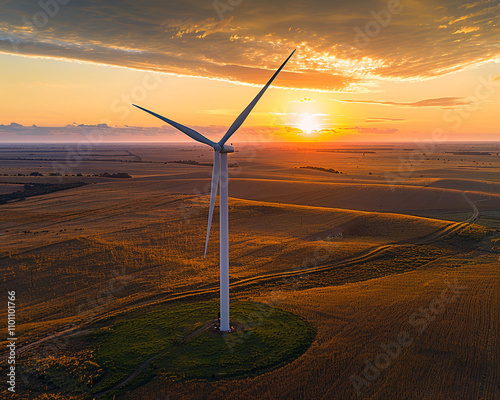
99 172 131 178
21 353 102 396
0 182 87 204
88 301 315 396
481 210 500 219
475 217 500 230
299 165 343 174
454 224 488 242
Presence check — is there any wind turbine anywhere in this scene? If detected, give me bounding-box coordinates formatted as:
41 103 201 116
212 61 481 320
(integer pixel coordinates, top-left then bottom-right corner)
133 50 296 332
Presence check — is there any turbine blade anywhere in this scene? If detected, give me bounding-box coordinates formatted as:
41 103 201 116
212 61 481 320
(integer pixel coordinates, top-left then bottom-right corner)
218 49 296 146
204 151 220 258
133 104 216 148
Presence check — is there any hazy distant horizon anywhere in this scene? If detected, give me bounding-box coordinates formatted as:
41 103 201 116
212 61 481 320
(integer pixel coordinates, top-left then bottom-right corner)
1 139 500 144
0 122 498 144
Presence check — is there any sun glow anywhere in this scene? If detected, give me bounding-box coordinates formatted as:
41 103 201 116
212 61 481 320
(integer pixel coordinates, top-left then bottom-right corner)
298 114 322 134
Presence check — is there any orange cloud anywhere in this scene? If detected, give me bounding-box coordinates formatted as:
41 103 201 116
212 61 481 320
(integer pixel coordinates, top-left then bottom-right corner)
453 26 480 34
338 97 471 108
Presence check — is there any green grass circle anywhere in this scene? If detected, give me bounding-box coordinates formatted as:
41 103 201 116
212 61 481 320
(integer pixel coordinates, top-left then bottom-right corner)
90 301 315 394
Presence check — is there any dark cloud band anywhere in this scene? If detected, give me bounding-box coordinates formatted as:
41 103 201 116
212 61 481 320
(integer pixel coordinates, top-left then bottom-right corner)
0 0 498 92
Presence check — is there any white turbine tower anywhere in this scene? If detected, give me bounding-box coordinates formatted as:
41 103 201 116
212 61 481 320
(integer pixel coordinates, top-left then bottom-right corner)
133 50 295 332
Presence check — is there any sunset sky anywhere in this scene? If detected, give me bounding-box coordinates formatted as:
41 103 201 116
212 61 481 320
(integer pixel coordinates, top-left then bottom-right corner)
0 0 498 142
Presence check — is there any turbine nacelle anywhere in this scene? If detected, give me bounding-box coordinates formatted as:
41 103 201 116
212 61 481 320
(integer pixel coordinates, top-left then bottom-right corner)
218 144 234 153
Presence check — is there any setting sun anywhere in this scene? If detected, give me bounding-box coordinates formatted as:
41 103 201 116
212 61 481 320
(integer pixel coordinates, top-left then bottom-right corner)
298 114 322 134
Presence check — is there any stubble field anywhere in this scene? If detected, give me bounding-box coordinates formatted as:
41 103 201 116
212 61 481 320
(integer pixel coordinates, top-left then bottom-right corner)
0 142 499 399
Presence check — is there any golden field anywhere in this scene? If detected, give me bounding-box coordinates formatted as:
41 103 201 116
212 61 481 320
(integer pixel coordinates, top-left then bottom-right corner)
0 142 499 399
